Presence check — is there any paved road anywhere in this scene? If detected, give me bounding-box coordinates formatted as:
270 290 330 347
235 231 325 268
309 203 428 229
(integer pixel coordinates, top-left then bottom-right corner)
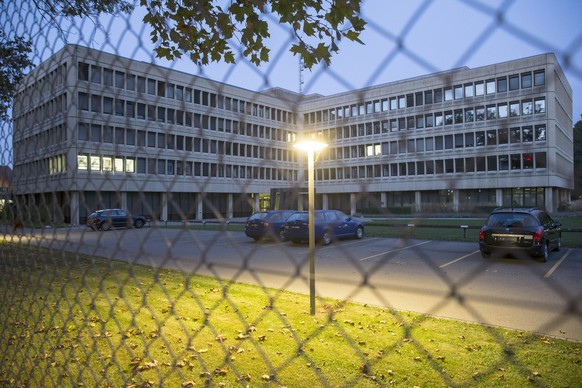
6 225 582 342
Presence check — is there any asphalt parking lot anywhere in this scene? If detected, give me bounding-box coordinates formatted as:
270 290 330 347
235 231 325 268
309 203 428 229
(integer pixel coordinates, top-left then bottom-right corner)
4 225 582 341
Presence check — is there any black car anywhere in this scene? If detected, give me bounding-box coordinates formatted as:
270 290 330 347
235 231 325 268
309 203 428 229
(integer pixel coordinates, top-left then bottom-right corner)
283 210 364 245
244 210 295 241
86 208 147 231
479 207 561 262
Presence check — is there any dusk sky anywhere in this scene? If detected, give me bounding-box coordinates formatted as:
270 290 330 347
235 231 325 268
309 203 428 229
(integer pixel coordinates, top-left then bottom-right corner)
6 0 582 117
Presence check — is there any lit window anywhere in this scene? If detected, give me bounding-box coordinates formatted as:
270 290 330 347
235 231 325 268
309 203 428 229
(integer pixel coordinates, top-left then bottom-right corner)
103 157 113 172
90 156 101 171
77 155 88 170
115 158 124 172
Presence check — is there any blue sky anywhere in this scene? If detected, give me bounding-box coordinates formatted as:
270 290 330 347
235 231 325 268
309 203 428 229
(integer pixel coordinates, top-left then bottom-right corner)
6 0 582 118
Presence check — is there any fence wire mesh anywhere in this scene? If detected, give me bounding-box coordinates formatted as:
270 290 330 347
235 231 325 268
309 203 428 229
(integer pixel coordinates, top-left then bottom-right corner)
1 0 582 386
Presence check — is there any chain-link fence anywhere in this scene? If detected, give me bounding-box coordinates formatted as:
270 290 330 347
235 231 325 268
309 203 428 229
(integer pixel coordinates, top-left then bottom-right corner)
1 0 582 386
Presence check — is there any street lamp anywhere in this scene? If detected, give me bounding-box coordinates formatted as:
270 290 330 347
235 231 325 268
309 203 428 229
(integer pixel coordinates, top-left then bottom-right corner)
294 138 328 315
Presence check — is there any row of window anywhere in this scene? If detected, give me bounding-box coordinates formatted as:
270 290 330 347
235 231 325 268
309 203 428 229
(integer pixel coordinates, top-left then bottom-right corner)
77 154 298 181
75 151 547 181
77 61 296 124
321 125 546 160
309 98 546 141
303 69 546 124
13 123 68 160
14 93 68 130
312 152 547 180
78 124 298 162
15 64 67 105
77 93 297 142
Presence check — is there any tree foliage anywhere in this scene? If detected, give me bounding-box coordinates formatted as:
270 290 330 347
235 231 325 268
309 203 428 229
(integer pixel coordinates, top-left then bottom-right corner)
141 0 366 69
0 32 33 121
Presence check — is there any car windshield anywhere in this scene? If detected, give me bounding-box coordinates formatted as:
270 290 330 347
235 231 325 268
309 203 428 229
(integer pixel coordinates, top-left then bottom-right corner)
248 212 268 221
487 213 538 228
288 213 308 222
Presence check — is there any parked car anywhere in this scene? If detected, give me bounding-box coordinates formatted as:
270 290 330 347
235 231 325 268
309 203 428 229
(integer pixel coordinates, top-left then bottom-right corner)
86 208 147 231
479 207 561 262
244 210 295 241
283 210 364 245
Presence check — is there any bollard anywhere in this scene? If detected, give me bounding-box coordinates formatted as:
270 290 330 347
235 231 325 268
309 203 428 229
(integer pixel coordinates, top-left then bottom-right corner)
460 225 469 238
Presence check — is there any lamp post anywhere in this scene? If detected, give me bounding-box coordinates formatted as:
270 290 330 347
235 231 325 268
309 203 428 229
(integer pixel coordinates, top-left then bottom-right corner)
294 139 327 315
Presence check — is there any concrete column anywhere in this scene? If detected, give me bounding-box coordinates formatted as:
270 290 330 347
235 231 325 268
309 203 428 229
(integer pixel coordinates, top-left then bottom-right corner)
322 194 329 210
227 193 233 219
197 193 204 220
496 188 503 207
298 194 304 211
70 191 79 226
415 191 422 213
381 192 387 209
254 194 260 212
350 193 357 215
120 191 128 211
453 190 459 213
161 192 168 221
545 187 554 212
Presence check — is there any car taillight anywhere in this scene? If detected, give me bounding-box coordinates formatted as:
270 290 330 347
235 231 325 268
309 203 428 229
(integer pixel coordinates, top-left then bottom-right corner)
479 228 486 241
533 227 543 244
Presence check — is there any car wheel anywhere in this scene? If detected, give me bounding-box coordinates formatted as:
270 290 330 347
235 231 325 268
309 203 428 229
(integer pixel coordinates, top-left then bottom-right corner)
100 221 111 231
554 236 561 252
134 219 145 229
537 243 548 263
355 226 364 239
277 229 287 242
322 230 333 245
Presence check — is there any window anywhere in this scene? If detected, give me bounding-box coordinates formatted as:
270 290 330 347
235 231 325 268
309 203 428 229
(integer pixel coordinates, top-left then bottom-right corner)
509 75 519 90
398 95 406 108
78 92 89 111
534 98 546 113
103 156 113 172
464 83 473 98
487 130 497 145
137 76 146 93
522 100 533 115
499 155 509 170
424 90 433 104
486 79 495 94
465 108 474 122
103 97 113 114
434 89 442 103
90 65 101 84
522 126 533 142
406 94 414 107
486 105 496 120
497 77 507 92
435 113 443 126
147 79 156 95
415 92 423 106
498 103 508 118
475 82 484 96
535 152 547 168
90 156 101 171
534 70 545 86
77 155 88 170
444 87 453 101
509 101 520 117
425 114 434 127
521 72 532 88
511 154 521 170
444 111 453 125
103 69 113 86
475 106 485 121
535 125 546 141
78 62 89 81
510 127 521 143
498 128 508 144
115 71 124 88
454 85 463 99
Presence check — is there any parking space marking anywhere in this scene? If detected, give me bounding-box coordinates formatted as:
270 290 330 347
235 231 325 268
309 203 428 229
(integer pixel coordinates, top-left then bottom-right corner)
359 240 431 261
545 249 572 279
439 250 480 268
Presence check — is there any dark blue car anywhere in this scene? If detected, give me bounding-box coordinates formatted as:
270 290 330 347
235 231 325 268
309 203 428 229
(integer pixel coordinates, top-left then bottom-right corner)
283 210 364 245
244 210 295 241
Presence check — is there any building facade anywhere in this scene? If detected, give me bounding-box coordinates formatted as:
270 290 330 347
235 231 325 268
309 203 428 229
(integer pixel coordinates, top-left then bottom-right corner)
11 45 573 224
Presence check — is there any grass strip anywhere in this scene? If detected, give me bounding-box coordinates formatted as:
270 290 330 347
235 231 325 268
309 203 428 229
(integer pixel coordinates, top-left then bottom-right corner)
0 242 580 387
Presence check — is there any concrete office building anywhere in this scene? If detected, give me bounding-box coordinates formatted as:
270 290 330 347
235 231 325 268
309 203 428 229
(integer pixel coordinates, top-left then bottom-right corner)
11 45 573 224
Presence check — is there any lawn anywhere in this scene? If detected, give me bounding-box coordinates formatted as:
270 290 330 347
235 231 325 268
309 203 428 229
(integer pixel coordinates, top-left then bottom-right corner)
0 242 580 387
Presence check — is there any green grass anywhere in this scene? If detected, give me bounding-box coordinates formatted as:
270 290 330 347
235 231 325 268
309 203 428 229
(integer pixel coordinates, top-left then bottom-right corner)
1 243 580 387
